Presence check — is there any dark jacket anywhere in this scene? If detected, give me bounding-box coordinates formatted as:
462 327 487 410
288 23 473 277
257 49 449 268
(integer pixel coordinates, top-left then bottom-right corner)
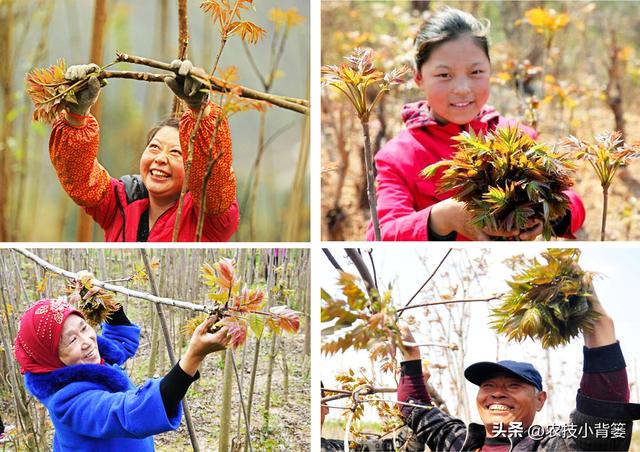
400 342 640 451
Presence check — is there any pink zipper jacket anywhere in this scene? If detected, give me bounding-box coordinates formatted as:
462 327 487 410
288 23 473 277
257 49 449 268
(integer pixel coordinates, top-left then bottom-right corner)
366 101 585 241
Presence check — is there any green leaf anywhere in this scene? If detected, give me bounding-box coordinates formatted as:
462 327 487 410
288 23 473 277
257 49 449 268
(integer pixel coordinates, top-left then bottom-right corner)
248 313 264 337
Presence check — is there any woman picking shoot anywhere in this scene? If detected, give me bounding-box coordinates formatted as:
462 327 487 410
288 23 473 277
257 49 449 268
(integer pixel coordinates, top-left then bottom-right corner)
50 60 239 242
14 298 229 451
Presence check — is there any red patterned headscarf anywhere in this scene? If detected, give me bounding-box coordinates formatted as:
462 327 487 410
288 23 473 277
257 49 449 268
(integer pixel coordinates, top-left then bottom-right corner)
14 298 84 374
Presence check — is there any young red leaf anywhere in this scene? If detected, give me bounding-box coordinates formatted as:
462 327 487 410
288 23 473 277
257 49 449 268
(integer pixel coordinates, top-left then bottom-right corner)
220 316 248 348
233 287 265 312
215 258 236 289
269 305 300 334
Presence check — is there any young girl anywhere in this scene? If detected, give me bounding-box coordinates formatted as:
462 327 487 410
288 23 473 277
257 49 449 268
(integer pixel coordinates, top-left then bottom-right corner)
50 60 239 242
14 298 229 451
366 7 585 241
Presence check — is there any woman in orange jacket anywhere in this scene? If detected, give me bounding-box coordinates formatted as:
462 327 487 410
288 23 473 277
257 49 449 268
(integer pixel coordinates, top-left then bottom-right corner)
49 60 239 242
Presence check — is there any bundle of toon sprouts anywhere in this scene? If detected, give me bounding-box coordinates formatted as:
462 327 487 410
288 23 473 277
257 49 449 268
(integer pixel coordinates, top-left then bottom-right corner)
491 249 600 348
422 126 576 240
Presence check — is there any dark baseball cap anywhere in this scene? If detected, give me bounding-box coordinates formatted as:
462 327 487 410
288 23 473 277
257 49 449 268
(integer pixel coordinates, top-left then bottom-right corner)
465 360 543 391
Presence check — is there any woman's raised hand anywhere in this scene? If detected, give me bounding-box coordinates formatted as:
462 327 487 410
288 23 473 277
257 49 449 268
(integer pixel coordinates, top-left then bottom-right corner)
63 64 102 118
188 317 230 358
164 59 209 111
179 317 230 376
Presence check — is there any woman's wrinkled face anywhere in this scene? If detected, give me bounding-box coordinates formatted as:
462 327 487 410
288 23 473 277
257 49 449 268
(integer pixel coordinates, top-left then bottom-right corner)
415 34 491 125
58 314 101 366
140 126 185 203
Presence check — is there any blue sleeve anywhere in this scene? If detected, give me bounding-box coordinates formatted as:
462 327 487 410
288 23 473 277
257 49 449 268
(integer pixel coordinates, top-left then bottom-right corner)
50 378 182 439
100 323 141 365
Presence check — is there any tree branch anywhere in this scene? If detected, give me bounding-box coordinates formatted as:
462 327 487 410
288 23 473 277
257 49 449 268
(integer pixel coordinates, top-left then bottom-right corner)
321 386 397 404
114 52 309 114
13 248 211 313
395 296 500 314
345 249 376 295
322 248 344 272
399 249 453 315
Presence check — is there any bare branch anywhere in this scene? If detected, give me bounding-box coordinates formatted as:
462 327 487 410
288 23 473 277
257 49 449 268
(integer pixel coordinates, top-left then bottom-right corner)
345 249 376 295
13 248 210 313
114 52 309 114
398 249 453 315
396 296 499 314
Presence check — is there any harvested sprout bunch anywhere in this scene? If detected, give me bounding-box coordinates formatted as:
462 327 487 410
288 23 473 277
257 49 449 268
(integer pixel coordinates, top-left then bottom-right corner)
422 127 576 240
66 271 120 327
491 249 599 348
26 58 106 124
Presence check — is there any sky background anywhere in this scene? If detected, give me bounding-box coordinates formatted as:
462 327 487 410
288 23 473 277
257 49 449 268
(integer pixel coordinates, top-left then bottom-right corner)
320 244 640 427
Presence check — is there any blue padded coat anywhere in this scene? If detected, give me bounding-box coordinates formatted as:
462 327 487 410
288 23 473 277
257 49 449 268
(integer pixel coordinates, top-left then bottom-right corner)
24 323 181 452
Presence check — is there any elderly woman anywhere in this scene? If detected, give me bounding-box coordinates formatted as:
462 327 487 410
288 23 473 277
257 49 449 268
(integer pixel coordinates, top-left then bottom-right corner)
14 298 228 451
50 60 239 241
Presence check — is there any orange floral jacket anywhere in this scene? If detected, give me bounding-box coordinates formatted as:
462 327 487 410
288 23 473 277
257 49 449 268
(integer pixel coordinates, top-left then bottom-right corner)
49 103 239 241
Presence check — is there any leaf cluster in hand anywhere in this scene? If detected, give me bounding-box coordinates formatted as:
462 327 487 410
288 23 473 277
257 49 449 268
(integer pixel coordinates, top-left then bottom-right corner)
66 270 120 327
321 47 408 121
321 272 402 370
563 130 640 189
186 257 300 348
25 58 85 124
422 126 576 240
491 249 600 348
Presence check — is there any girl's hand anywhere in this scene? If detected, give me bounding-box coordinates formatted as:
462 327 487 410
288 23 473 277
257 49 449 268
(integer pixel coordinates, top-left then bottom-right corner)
431 199 544 241
515 219 543 241
430 198 492 240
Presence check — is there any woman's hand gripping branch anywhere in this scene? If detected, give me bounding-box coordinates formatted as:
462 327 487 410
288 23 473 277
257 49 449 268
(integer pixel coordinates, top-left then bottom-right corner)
179 316 230 376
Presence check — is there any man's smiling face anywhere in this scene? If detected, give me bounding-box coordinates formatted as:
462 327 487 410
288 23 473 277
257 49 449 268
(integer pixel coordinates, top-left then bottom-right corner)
476 373 547 436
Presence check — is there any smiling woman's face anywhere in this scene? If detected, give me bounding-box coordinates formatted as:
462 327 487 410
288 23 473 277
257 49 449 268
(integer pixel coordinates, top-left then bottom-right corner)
139 126 185 204
57 314 101 366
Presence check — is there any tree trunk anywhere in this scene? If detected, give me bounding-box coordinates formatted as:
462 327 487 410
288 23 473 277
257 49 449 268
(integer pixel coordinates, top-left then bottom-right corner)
244 250 274 451
141 250 200 452
605 30 626 140
77 0 108 242
0 1 14 241
218 349 234 452
262 333 277 429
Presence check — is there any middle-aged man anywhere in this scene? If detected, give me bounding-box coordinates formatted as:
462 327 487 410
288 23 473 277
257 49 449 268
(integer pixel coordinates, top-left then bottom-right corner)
398 283 640 451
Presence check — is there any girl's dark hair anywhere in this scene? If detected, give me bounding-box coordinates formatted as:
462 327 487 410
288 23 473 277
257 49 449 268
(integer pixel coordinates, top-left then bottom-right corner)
414 7 490 72
145 117 180 145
